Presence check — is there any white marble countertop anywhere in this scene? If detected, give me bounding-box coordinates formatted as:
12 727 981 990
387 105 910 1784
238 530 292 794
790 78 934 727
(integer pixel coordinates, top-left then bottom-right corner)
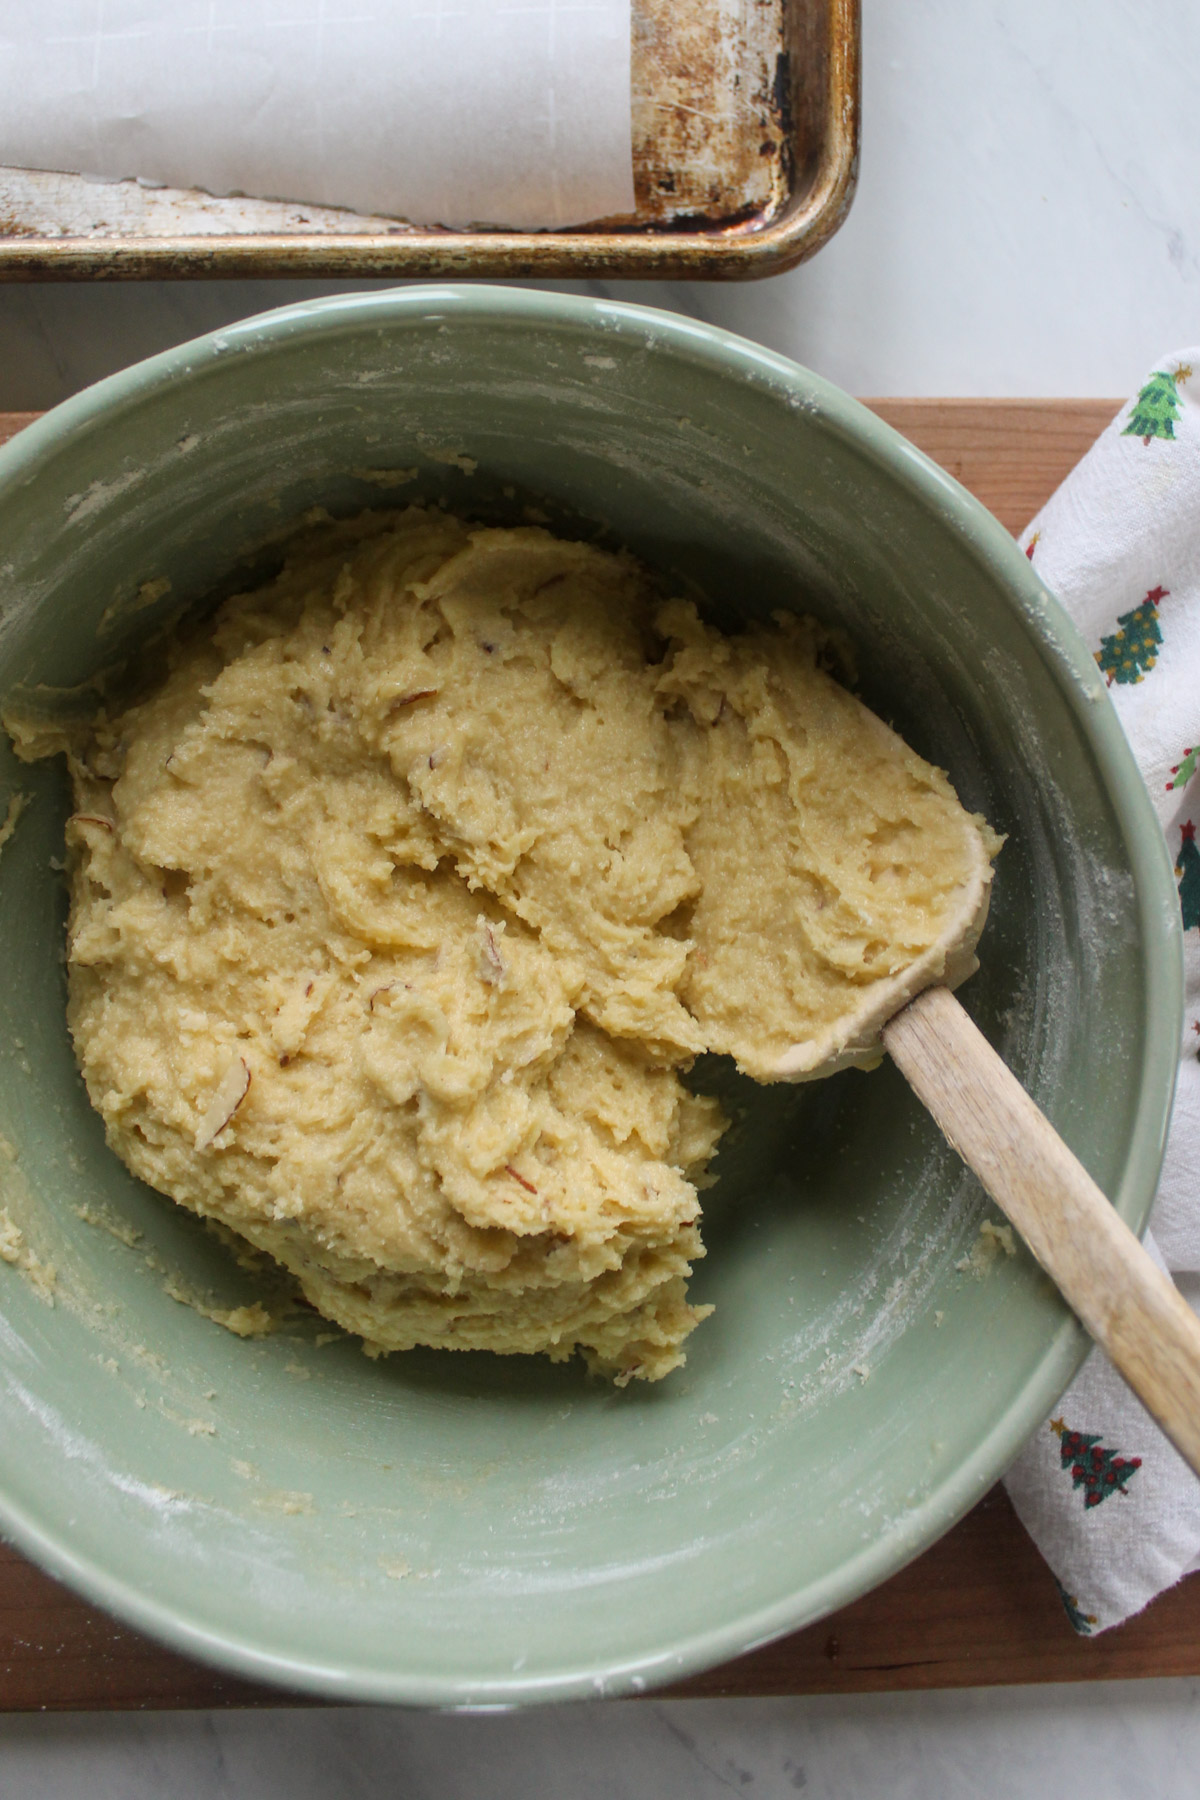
3 1 1200 1793
2 1679 1200 1800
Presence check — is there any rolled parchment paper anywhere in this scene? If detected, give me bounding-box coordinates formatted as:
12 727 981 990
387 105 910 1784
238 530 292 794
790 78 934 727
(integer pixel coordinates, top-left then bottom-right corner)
0 0 635 230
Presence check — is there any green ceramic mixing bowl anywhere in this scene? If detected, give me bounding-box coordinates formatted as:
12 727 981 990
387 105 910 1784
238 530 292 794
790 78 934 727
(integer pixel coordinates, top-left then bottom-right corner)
0 288 1180 1705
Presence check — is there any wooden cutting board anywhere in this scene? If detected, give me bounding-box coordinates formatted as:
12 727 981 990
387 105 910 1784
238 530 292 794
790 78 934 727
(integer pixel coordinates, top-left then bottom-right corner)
4 396 1197 1711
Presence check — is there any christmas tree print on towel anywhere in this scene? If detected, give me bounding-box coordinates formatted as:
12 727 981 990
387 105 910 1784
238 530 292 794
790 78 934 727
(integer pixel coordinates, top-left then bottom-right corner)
1177 823 1200 929
1051 1418 1141 1508
1054 1578 1098 1636
1122 365 1192 444
1168 747 1200 792
1096 586 1168 685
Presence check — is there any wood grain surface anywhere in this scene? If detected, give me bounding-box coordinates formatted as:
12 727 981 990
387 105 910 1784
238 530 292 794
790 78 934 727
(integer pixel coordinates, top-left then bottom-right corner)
0 413 41 447
6 395 1196 1714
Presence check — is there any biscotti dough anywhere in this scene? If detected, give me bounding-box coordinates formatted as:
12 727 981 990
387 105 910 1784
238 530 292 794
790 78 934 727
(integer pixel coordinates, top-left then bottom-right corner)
15 509 1000 1382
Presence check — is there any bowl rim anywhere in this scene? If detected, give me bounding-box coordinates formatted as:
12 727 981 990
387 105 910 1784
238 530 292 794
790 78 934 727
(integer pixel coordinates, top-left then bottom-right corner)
0 284 1183 1706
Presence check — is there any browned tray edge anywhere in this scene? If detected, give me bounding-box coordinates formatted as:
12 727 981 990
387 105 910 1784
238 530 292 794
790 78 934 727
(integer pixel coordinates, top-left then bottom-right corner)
0 0 858 282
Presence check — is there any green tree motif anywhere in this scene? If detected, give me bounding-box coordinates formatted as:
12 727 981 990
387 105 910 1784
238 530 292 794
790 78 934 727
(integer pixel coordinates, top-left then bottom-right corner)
1051 1418 1141 1509
1054 1578 1097 1636
1122 364 1192 444
1168 746 1200 792
1177 821 1200 930
1096 586 1168 685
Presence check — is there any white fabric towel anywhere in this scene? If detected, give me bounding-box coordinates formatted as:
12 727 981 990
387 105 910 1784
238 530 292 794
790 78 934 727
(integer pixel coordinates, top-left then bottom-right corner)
1004 350 1200 1634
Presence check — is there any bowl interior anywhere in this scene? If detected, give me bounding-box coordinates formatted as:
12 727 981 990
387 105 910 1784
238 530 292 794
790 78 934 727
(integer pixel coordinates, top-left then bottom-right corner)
0 290 1178 1703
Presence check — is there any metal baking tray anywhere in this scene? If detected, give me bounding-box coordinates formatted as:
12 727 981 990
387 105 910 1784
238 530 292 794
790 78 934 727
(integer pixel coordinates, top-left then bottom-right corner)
0 0 857 281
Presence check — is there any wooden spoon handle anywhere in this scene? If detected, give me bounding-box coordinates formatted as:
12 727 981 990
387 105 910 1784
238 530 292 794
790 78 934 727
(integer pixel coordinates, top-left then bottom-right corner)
883 984 1200 1478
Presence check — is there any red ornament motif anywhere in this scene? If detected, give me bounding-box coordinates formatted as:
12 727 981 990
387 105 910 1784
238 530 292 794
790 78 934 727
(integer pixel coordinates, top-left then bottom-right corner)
1051 1419 1141 1509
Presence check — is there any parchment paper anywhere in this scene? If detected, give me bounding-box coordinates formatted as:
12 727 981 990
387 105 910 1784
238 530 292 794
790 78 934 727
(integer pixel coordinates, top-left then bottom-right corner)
0 1 634 230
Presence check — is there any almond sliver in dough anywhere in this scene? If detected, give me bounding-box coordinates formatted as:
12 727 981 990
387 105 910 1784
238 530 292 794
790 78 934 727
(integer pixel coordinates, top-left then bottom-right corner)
12 510 999 1384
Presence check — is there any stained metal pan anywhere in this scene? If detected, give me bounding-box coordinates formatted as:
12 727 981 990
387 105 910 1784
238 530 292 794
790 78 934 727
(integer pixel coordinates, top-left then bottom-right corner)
0 0 857 282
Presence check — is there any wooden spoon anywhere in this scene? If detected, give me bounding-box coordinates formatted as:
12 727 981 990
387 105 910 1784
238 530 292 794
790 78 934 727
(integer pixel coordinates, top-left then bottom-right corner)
883 985 1200 1479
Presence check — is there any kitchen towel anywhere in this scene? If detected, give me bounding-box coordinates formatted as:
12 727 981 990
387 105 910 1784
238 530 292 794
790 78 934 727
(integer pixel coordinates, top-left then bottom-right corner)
1004 350 1200 1635
0 0 635 230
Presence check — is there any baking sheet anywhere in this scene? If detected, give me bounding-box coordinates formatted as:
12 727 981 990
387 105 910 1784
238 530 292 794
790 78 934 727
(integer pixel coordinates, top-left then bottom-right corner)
0 0 859 280
0 0 635 230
